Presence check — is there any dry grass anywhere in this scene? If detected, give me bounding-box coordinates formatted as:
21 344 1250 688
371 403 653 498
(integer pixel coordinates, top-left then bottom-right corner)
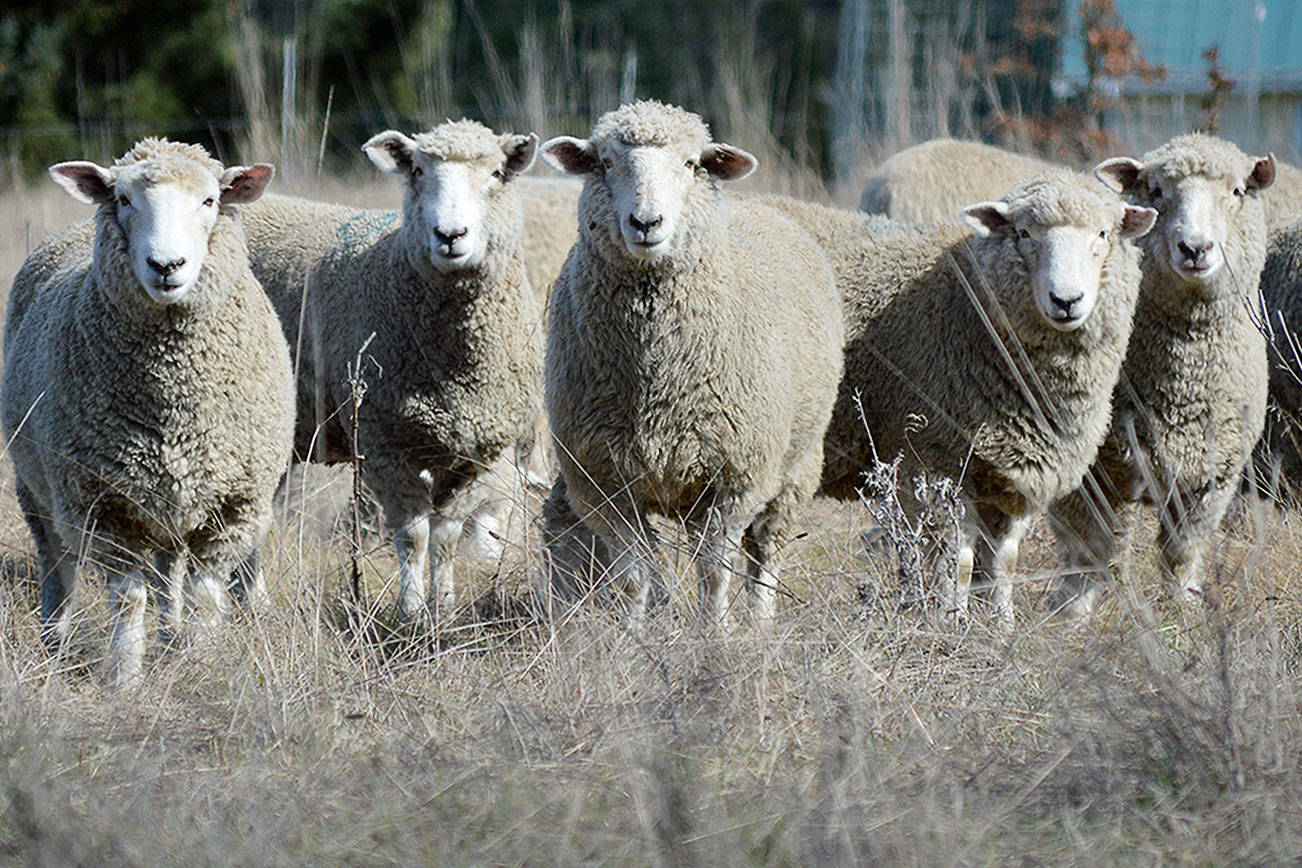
2 181 1302 865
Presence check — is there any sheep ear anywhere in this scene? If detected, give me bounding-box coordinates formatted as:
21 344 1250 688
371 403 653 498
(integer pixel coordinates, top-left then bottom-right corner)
363 130 419 175
1094 158 1143 194
961 201 1012 236
219 163 275 205
541 136 600 176
500 132 539 178
49 161 114 205
1248 153 1276 192
701 144 757 181
1119 205 1157 239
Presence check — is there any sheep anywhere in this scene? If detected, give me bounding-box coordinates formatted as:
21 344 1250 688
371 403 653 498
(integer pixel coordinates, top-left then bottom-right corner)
762 170 1155 626
1048 133 1274 616
1263 159 1302 229
1255 218 1302 496
539 100 843 624
860 138 1060 224
236 119 544 623
1 138 293 684
519 174 582 304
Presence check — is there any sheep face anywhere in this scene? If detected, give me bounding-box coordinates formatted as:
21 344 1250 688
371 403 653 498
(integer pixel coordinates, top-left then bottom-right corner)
364 128 538 273
541 133 756 264
963 195 1156 332
49 154 273 305
1096 146 1275 287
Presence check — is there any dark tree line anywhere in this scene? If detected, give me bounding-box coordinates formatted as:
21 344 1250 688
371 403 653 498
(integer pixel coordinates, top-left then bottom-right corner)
2 1 1160 186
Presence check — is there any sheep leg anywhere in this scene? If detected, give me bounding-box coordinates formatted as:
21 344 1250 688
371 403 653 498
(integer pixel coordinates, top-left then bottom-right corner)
950 536 975 623
692 510 746 628
742 514 782 625
103 556 149 687
393 513 432 623
1048 475 1127 619
18 483 75 649
426 516 463 618
229 549 269 609
461 450 526 563
1156 479 1237 605
20 490 78 651
541 473 613 604
973 506 1031 631
153 549 188 648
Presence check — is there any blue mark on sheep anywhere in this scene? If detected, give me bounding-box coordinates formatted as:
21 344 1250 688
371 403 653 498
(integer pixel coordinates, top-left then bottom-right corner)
336 210 399 250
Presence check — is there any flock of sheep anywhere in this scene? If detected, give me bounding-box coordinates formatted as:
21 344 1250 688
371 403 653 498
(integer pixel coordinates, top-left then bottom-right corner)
6 98 1301 685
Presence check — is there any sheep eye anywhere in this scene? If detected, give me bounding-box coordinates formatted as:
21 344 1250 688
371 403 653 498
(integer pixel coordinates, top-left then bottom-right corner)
685 159 698 171
117 195 130 208
491 168 506 182
203 197 215 208
1149 184 1162 200
1099 229 1107 239
1017 228 1031 240
601 158 613 171
412 166 424 178
1233 187 1244 197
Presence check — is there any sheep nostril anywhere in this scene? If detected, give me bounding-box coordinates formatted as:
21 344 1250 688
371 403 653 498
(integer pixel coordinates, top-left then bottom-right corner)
628 214 662 235
435 226 467 245
146 256 184 276
1177 239 1212 261
1050 294 1081 313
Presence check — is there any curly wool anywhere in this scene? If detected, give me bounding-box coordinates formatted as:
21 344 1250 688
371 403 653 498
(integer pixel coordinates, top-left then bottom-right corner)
590 99 711 151
1140 132 1256 186
410 119 506 163
114 136 224 178
2 160 294 569
1248 221 1302 491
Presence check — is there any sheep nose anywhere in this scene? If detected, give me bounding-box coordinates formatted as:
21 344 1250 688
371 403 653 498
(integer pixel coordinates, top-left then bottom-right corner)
434 226 468 245
1049 292 1082 314
628 214 662 235
1177 239 1212 263
146 256 185 276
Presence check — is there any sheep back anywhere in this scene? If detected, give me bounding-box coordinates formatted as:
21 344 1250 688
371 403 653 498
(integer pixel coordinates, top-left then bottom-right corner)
860 138 1059 224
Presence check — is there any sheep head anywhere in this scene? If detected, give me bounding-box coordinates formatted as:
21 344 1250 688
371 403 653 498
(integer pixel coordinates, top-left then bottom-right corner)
364 120 538 273
50 138 272 306
963 170 1156 332
1096 133 1274 286
541 100 756 264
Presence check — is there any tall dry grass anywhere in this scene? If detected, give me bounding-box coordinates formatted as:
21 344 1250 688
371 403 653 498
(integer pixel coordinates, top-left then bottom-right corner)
2 126 1301 863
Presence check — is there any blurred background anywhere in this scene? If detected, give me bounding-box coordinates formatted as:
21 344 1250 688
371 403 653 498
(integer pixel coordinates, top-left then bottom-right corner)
0 0 1297 200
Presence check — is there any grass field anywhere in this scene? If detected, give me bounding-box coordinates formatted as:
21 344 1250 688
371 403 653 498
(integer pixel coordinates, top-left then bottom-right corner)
1 175 1300 865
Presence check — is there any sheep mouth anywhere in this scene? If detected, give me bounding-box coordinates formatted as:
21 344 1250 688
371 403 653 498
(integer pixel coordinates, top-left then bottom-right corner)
144 282 189 305
1172 259 1217 281
624 237 670 260
1044 310 1086 331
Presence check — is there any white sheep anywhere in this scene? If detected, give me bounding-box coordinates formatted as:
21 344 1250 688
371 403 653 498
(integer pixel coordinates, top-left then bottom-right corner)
860 138 1060 224
764 170 1155 626
539 100 843 624
519 174 582 304
1 138 294 684
237 119 544 622
1048 133 1275 615
1254 218 1302 495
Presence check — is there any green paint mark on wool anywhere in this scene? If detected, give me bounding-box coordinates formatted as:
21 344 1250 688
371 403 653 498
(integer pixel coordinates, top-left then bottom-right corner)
336 210 399 251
